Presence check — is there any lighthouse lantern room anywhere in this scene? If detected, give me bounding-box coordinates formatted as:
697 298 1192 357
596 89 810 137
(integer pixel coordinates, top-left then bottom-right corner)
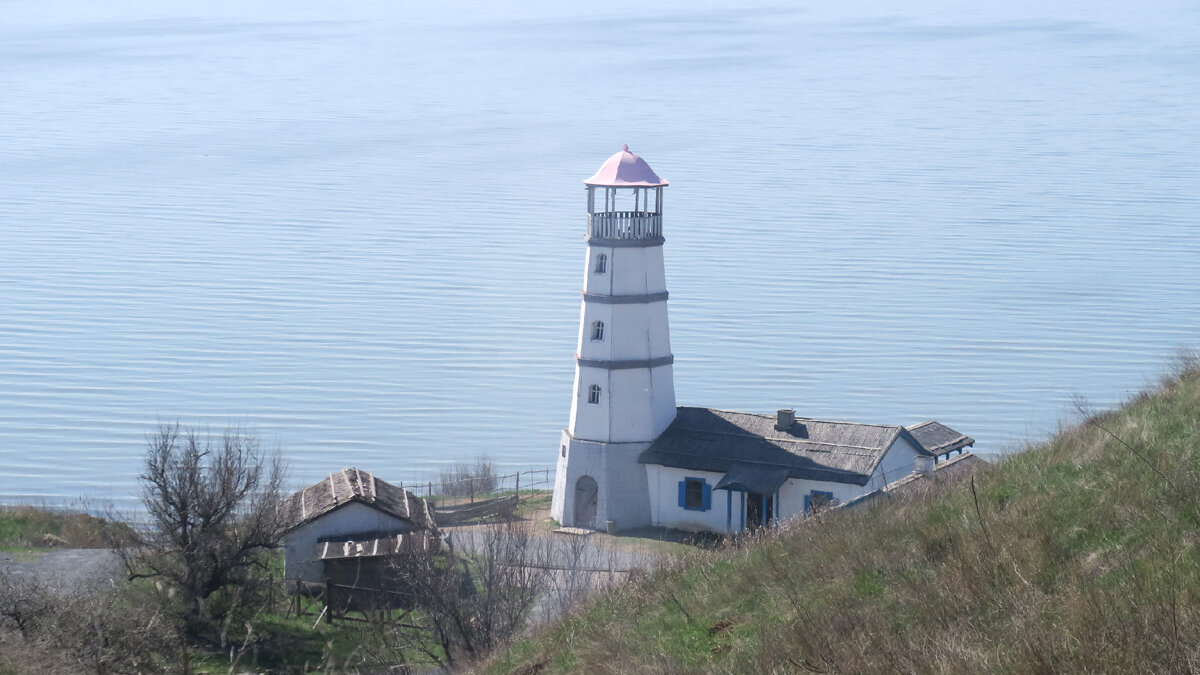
551 146 677 531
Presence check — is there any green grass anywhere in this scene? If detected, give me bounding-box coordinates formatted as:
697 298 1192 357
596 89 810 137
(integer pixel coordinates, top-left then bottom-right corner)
484 362 1200 674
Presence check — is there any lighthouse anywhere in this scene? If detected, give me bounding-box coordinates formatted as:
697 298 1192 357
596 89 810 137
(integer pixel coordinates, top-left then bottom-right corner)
550 146 677 531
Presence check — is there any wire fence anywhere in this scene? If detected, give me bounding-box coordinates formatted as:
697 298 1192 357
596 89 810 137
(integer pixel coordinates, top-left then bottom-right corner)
405 467 554 504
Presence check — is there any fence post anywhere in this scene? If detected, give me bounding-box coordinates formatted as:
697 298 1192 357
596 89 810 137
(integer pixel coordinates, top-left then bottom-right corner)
268 573 274 612
515 470 520 497
324 579 334 624
294 579 302 616
470 477 475 503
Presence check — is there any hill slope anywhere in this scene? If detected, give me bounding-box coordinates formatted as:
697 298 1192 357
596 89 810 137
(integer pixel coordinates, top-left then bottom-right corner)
487 363 1200 673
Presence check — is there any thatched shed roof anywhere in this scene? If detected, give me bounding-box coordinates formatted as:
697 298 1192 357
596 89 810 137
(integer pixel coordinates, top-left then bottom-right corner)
640 407 960 486
280 467 436 533
316 530 434 560
905 421 975 455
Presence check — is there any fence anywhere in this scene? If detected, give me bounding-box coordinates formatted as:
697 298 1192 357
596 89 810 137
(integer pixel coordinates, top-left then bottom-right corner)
405 467 554 504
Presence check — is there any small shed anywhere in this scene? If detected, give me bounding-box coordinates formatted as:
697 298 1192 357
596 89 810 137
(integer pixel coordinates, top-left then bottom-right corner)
279 468 438 585
904 421 975 462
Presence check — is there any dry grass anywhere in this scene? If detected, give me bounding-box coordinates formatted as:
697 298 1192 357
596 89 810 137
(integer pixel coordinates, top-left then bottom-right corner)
0 505 127 553
484 363 1200 674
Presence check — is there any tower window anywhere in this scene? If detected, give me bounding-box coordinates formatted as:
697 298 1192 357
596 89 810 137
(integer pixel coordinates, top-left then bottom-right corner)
595 253 607 274
561 444 567 458
591 320 605 341
588 384 601 404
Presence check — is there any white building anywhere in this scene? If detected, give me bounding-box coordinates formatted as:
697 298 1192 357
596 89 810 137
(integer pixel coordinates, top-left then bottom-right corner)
551 148 973 534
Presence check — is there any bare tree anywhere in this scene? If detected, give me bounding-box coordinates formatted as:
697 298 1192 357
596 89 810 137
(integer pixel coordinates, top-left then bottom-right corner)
115 423 286 641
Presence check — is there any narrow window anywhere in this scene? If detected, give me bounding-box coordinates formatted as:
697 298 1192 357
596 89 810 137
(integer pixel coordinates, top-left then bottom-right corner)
594 253 607 274
560 444 567 458
591 320 605 341
587 384 601 404
685 479 704 509
678 477 711 511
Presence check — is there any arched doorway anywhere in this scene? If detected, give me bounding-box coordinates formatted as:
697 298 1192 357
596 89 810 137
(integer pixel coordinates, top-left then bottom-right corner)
573 475 598 529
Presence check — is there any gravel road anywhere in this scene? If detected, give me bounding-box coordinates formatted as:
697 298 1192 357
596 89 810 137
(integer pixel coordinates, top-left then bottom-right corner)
0 549 121 590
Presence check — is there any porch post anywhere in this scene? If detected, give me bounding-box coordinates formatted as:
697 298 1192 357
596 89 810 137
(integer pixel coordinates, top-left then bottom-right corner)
726 490 732 532
739 492 745 531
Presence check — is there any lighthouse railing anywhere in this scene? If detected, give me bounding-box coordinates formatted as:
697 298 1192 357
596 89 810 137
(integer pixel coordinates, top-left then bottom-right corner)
587 211 662 240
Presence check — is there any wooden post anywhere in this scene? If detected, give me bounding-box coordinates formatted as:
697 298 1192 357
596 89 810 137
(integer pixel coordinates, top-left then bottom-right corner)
324 579 334 624
470 477 474 503
268 573 274 612
294 579 302 616
515 470 520 497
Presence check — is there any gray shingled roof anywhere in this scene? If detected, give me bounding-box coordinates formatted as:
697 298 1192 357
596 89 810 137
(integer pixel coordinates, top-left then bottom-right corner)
905 421 975 455
280 467 437 533
640 407 941 486
714 462 790 494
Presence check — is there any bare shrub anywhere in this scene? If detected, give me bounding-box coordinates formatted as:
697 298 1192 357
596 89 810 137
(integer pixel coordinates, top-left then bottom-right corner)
404 521 545 667
358 522 644 671
436 455 498 498
113 422 286 642
0 573 178 674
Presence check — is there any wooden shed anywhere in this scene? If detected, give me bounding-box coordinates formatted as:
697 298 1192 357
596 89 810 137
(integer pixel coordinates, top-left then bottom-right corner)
279 467 438 585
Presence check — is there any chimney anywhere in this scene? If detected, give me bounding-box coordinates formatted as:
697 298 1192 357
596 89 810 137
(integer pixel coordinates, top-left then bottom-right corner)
775 409 795 431
914 455 935 476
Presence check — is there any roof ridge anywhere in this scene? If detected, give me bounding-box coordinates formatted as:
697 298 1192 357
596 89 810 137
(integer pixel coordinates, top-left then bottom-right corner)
645 450 868 480
687 406 902 430
673 427 890 453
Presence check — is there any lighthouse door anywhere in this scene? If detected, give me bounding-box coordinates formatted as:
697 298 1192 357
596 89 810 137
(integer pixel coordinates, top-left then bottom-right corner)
573 476 598 529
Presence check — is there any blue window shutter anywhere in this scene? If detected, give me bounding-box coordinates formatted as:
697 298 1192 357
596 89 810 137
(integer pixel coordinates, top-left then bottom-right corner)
804 495 812 514
678 480 687 508
702 482 712 511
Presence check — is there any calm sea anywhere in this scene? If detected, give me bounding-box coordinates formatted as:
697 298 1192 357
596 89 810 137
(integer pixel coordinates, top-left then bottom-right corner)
2 0 1198 508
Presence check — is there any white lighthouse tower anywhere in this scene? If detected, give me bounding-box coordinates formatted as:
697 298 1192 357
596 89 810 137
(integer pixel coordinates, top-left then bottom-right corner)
551 146 676 531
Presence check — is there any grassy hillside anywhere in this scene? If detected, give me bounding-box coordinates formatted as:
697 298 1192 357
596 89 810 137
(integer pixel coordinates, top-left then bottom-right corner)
0 505 124 558
486 362 1200 674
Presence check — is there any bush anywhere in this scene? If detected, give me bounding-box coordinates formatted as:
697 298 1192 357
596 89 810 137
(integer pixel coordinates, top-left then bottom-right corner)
436 455 498 498
0 573 178 674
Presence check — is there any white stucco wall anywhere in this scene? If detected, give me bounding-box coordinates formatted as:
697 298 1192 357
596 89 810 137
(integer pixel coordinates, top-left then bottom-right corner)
646 465 736 532
869 436 922 490
582 246 669 296
551 431 653 531
569 364 675 443
576 303 673 364
775 477 866 523
283 502 414 584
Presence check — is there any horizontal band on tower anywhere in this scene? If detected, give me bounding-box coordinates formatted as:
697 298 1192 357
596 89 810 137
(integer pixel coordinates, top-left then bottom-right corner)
585 235 665 248
581 291 669 305
575 354 674 371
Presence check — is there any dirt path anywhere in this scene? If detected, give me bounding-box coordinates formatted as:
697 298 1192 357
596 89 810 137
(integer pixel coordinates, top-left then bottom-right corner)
0 549 121 590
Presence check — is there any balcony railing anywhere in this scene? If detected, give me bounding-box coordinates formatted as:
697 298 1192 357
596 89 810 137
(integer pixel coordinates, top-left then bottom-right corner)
587 211 662 240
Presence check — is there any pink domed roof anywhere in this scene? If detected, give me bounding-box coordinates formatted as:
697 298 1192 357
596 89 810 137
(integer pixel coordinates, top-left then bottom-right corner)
583 145 668 187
